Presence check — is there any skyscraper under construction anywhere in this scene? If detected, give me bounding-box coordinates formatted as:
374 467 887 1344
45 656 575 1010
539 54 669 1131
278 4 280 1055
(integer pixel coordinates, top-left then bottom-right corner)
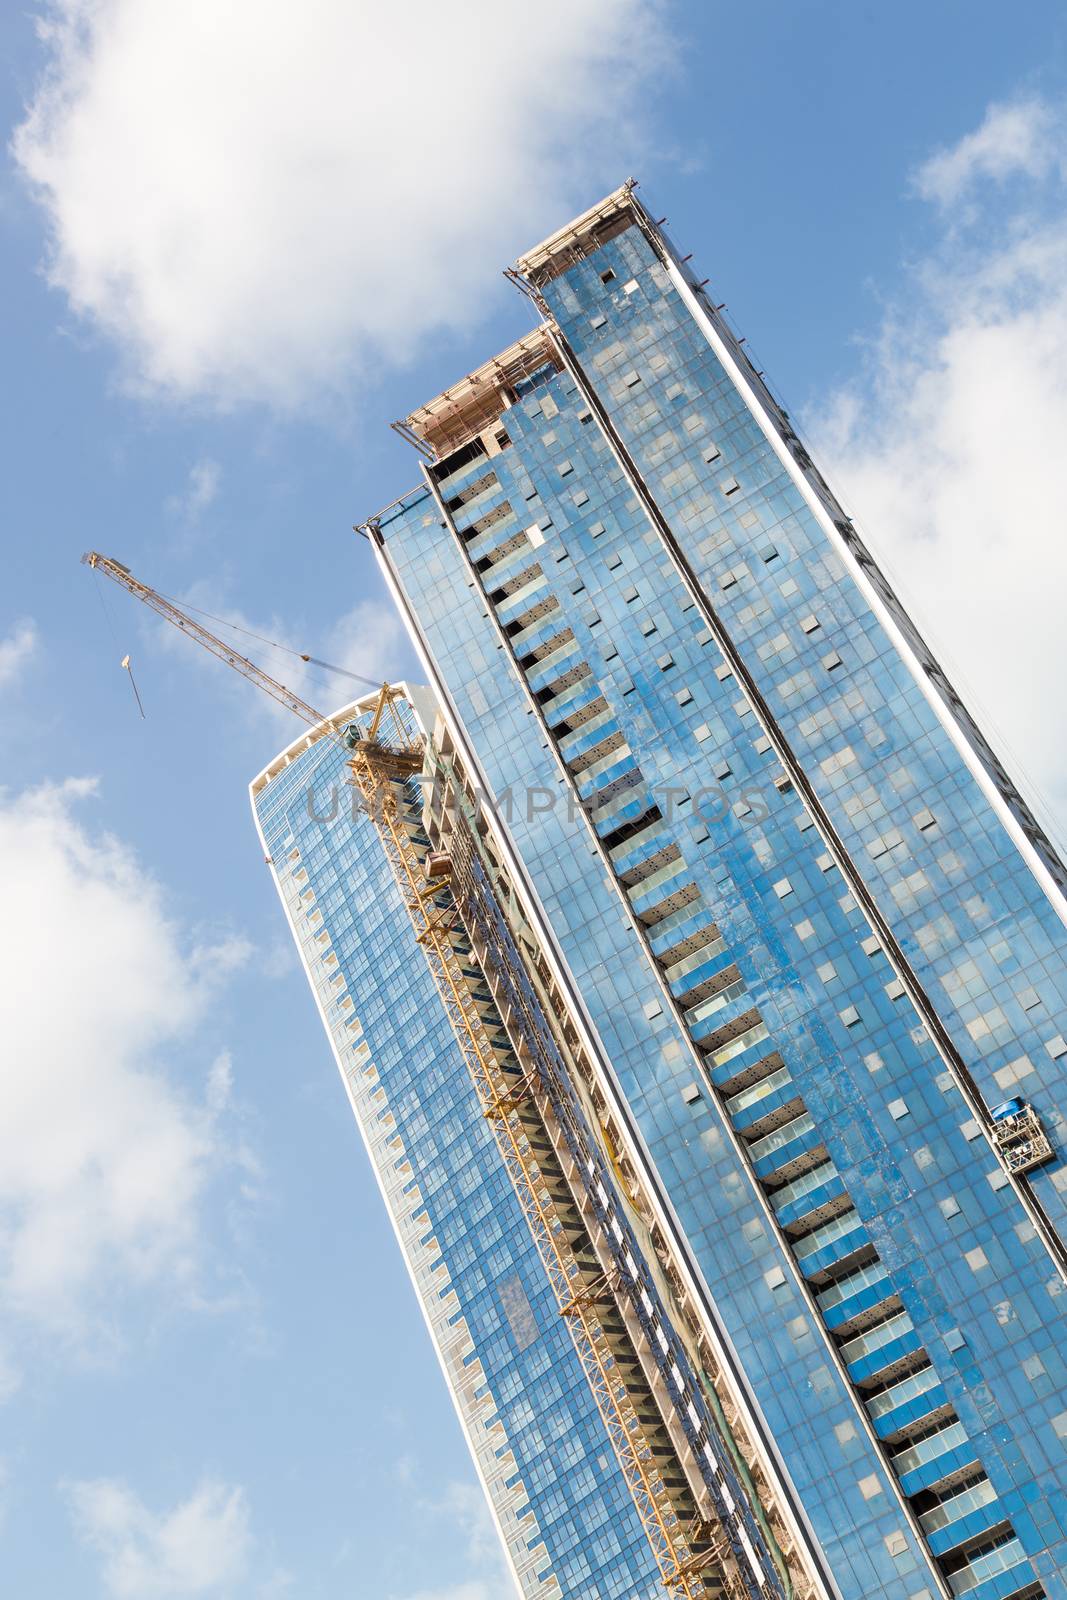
252 184 1067 1600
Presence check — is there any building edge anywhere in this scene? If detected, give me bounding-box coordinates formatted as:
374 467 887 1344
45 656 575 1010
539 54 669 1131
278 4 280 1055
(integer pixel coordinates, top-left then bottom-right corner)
249 694 562 1600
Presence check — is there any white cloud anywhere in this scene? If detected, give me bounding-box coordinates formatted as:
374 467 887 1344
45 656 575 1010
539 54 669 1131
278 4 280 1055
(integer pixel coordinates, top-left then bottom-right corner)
915 97 1063 207
383 1477 513 1600
66 1477 251 1598
13 0 667 410
318 599 407 699
0 778 244 1338
435 1480 508 1581
205 1051 234 1117
190 934 255 981
151 581 407 735
167 458 221 521
812 94 1067 839
0 618 38 688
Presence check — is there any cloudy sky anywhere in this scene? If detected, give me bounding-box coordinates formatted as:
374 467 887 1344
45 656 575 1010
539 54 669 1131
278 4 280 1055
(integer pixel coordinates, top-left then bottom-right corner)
4 3 1067 1596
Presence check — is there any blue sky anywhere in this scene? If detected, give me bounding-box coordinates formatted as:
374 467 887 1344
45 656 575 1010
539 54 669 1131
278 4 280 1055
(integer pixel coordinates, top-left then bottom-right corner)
4 4 1067 1596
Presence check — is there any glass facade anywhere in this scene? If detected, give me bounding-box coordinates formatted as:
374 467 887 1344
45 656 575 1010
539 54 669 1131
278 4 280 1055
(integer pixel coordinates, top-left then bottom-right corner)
356 187 1067 1600
251 696 663 1600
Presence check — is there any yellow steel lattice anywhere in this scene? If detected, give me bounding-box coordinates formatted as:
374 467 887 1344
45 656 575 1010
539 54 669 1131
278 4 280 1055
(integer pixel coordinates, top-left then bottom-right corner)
348 730 709 1599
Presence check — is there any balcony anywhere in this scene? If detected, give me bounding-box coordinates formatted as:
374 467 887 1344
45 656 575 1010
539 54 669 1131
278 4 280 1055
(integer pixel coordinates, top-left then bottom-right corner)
492 570 548 620
892 1419 976 1497
724 1066 798 1133
892 1417 966 1474
944 1535 1033 1599
866 1365 948 1441
625 854 689 913
521 635 581 684
706 1019 772 1077
637 881 703 938
594 788 655 841
522 634 582 690
686 974 749 1025
541 673 602 728
815 1260 894 1331
442 459 499 503
921 1476 1006 1559
690 986 758 1049
794 1211 870 1281
841 1310 922 1384
452 478 509 525
599 808 665 862
464 510 522 564
666 941 731 999
650 905 720 960
581 755 643 810
770 1160 846 1230
560 711 621 767
478 537 542 592
750 1115 824 1183
437 456 500 504
610 819 671 874
509 609 569 665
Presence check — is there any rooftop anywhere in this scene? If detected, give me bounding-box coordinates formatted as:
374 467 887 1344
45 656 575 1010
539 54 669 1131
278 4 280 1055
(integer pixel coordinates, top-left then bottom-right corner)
512 178 641 287
394 327 559 462
392 180 647 464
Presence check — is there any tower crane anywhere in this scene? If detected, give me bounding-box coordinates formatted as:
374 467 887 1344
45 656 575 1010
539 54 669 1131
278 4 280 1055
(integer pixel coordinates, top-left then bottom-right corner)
79 548 798 1600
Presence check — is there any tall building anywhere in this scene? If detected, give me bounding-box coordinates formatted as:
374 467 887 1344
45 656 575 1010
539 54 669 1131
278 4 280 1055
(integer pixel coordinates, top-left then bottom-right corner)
253 184 1067 1600
251 689 667 1600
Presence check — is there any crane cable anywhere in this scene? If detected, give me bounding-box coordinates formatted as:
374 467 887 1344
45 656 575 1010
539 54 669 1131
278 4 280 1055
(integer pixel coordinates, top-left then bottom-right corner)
149 588 384 692
92 566 146 719
92 564 384 700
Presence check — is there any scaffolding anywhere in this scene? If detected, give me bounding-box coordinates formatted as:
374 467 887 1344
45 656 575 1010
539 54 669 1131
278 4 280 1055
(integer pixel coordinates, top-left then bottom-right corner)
394 329 562 462
346 688 820 1600
346 700 722 1598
